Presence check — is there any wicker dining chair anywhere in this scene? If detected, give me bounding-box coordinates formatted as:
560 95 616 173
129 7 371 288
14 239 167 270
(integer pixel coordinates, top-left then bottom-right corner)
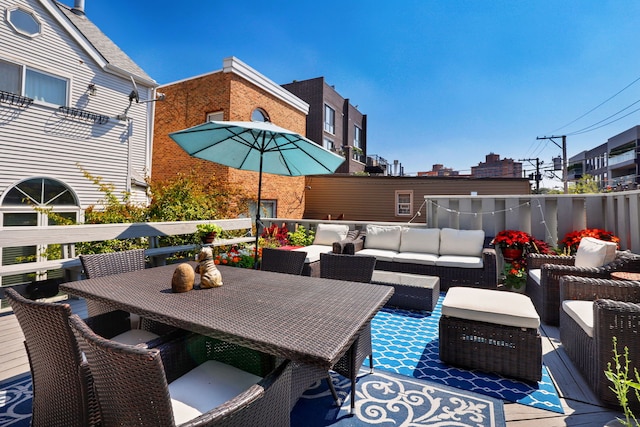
69 314 292 427
5 288 99 427
80 249 178 343
319 252 377 409
260 247 307 275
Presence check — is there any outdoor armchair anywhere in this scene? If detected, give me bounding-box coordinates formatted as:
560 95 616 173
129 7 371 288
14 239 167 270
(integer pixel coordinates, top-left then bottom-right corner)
69 314 291 427
260 247 307 275
559 275 640 410
526 250 640 325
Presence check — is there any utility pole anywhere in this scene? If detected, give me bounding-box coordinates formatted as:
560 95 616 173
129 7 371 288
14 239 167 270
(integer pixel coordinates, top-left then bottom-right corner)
519 157 543 193
537 135 567 194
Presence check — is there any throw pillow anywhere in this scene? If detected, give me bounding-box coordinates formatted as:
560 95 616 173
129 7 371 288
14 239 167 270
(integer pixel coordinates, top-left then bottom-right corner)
574 237 618 268
364 224 402 251
439 228 485 257
313 223 350 246
399 227 440 253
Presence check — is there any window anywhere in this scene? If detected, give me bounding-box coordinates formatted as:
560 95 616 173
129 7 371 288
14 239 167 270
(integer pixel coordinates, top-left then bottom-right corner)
7 7 41 37
324 104 335 134
323 138 334 151
0 59 68 105
207 111 224 122
395 190 413 216
251 108 269 122
247 200 276 219
354 125 362 149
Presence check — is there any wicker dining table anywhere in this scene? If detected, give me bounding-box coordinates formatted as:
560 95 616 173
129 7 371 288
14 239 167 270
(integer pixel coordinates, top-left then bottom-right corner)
61 262 393 408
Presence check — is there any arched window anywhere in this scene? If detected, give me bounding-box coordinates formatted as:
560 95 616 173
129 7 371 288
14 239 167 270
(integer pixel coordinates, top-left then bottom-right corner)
251 108 269 122
1 178 81 285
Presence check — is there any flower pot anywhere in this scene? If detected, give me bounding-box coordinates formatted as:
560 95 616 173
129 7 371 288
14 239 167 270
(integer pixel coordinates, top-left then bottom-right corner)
502 247 523 262
201 232 217 244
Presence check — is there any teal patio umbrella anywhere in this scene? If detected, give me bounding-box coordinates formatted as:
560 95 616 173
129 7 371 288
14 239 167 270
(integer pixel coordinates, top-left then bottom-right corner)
169 120 345 267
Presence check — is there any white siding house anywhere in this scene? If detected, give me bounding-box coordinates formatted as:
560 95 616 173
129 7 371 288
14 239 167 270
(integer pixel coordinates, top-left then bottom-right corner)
0 0 159 284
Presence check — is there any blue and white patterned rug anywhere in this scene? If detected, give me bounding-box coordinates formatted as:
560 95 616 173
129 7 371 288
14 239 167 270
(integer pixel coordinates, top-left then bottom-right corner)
0 368 505 427
371 294 564 414
291 369 505 426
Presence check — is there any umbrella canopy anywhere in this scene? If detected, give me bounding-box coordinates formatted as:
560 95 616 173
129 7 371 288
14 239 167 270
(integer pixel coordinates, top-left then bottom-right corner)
169 120 345 267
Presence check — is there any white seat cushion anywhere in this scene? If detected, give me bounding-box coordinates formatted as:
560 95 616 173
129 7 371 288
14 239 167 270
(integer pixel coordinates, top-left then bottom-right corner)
294 244 332 263
528 268 541 285
574 237 618 268
111 329 160 346
399 228 440 253
169 359 262 425
435 255 484 269
562 300 594 338
364 224 402 251
439 228 485 257
355 248 397 262
393 252 439 266
442 287 540 329
313 223 350 246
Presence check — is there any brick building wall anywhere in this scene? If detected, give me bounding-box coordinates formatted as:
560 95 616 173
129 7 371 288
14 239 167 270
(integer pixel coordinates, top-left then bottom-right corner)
152 63 307 219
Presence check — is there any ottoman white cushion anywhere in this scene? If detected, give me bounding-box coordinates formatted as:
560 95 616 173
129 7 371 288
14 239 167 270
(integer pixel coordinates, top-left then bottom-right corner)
442 287 540 329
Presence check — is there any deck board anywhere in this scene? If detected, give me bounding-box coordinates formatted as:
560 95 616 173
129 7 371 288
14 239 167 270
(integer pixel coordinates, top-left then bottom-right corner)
0 296 624 425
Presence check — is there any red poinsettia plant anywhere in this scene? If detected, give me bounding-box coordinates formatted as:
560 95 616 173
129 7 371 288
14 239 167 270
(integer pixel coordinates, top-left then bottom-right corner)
491 230 535 250
560 228 620 255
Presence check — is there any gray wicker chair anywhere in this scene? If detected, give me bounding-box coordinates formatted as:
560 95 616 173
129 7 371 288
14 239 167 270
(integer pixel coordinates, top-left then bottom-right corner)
260 248 307 275
526 251 640 325
559 275 640 410
6 288 99 426
319 252 377 409
69 314 292 427
80 249 178 341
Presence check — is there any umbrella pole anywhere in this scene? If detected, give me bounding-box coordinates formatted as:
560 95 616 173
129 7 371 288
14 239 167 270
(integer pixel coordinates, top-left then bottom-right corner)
254 146 265 269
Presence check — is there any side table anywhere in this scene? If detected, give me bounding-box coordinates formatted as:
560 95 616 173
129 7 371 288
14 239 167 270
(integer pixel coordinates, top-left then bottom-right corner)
611 271 640 281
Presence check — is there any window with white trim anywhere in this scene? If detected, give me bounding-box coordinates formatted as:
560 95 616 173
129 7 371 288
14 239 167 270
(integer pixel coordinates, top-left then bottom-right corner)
395 190 413 216
354 125 362 149
323 138 334 151
0 59 68 105
324 104 335 134
7 6 41 38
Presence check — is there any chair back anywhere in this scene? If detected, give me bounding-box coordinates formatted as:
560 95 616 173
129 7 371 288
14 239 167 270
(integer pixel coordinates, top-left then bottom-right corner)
5 289 94 427
260 248 307 275
320 252 376 283
80 249 146 317
69 314 176 426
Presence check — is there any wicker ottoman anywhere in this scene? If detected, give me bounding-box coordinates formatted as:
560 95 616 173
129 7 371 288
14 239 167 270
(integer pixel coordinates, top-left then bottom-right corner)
439 287 542 382
371 270 440 311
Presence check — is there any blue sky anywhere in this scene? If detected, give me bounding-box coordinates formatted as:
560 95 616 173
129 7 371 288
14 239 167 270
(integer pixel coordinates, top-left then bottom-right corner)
84 1 640 184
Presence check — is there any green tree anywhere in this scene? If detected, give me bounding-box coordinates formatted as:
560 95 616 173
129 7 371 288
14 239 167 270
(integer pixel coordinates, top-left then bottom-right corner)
570 174 600 194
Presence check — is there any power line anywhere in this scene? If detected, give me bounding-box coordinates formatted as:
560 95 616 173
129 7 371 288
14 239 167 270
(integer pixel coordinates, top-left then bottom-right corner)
550 73 640 134
567 102 640 136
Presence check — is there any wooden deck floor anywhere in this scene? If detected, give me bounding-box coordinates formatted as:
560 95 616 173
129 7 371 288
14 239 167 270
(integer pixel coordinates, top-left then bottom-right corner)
0 297 623 426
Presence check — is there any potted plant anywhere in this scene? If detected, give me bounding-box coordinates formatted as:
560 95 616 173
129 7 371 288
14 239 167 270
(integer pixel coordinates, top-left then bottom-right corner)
502 259 526 292
560 228 620 255
491 229 533 261
196 223 224 244
605 337 640 427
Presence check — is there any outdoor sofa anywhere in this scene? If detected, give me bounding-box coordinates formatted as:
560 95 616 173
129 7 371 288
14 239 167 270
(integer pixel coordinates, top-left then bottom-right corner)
334 225 497 291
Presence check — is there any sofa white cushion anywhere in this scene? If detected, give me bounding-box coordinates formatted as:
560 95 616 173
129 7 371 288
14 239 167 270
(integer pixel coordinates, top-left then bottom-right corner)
528 268 541 285
294 244 332 263
439 228 485 257
393 252 439 265
399 228 440 254
574 237 618 268
442 287 540 329
313 223 349 246
111 329 160 346
355 248 397 262
169 359 261 425
562 300 594 338
364 225 402 251
435 255 484 269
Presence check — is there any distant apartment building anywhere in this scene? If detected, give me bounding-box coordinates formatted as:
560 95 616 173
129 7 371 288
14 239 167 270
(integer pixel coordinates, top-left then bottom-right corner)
568 125 640 190
471 153 522 178
281 77 366 174
417 164 460 177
